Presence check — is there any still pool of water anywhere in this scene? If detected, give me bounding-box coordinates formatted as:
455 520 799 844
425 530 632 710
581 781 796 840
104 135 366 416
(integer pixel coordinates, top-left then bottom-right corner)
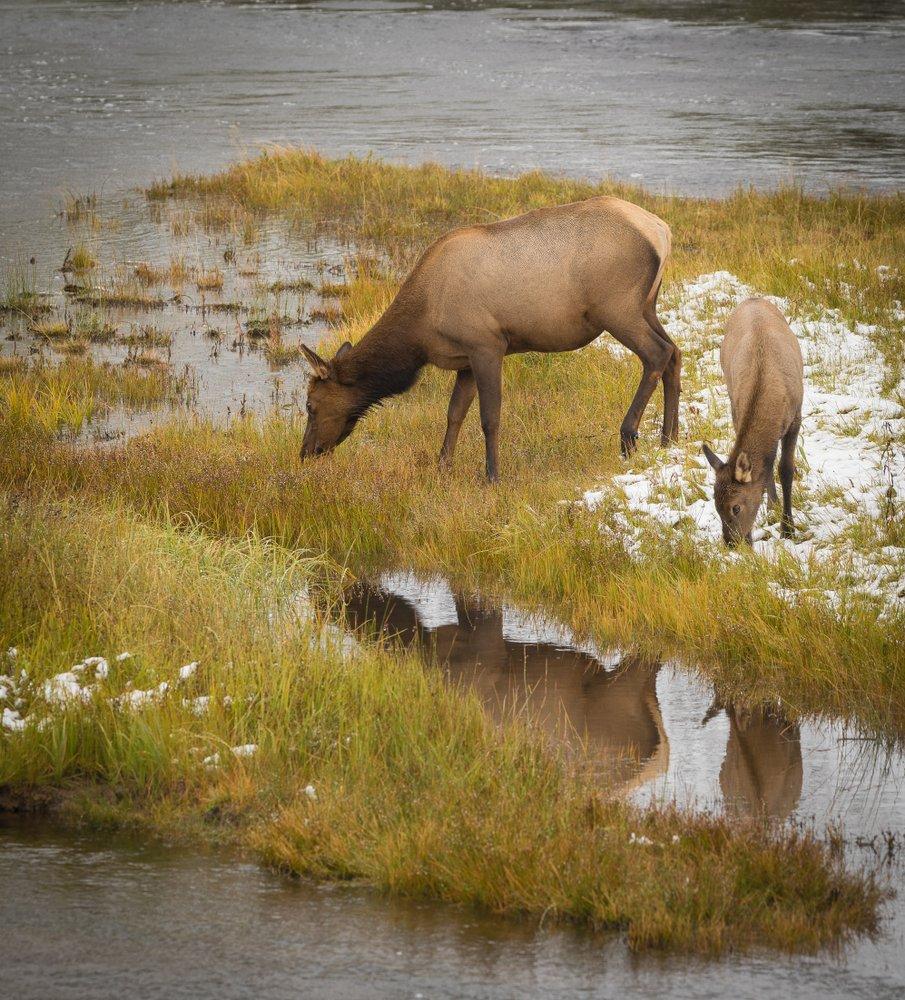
3 572 905 998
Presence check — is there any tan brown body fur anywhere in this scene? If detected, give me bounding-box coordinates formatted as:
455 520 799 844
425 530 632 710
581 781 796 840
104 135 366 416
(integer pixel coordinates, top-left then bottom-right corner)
301 196 678 480
703 298 804 544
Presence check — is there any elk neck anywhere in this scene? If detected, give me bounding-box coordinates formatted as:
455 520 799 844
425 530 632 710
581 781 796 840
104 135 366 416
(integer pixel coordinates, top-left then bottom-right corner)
332 312 427 414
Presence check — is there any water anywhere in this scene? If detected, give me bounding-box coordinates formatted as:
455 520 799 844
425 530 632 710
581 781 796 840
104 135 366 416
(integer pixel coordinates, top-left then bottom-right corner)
2 575 905 998
1 0 904 255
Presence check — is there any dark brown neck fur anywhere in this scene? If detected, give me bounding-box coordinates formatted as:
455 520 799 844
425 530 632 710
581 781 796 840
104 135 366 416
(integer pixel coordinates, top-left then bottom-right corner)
333 315 426 416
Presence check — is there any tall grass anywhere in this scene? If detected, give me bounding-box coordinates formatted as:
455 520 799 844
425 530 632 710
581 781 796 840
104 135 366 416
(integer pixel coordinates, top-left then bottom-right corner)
0 357 195 434
0 335 901 736
0 494 884 953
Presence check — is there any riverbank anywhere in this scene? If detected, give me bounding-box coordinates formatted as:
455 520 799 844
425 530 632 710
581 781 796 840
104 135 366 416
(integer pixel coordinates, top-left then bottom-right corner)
0 494 884 954
1 149 903 955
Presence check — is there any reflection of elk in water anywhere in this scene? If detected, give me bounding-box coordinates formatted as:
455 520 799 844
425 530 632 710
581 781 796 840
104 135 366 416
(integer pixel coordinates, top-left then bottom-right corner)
717 704 803 820
341 584 668 789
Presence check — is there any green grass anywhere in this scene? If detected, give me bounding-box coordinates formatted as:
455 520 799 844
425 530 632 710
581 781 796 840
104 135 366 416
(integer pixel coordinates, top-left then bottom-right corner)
0 494 884 954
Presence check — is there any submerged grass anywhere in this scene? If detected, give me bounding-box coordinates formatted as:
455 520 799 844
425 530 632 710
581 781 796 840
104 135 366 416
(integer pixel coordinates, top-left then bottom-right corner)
0 357 194 434
0 495 885 954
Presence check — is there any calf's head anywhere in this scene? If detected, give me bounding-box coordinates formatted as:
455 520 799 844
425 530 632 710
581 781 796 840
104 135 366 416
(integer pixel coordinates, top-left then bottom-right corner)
300 342 361 458
702 444 762 546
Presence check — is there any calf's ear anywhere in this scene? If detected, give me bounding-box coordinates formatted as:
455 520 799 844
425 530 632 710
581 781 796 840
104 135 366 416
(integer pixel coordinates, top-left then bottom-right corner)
734 451 753 483
301 343 333 380
702 443 725 471
334 341 352 361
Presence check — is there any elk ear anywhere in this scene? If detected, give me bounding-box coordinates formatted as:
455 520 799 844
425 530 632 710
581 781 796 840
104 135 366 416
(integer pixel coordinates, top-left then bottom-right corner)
734 451 753 483
301 343 333 380
702 443 725 472
334 340 352 361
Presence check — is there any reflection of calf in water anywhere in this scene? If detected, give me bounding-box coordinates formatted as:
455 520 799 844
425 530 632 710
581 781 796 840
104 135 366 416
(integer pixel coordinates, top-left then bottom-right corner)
717 705 803 820
341 583 668 789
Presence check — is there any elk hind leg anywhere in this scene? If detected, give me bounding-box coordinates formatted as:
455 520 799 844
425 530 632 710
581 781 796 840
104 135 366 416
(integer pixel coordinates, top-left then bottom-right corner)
609 318 675 456
645 295 681 445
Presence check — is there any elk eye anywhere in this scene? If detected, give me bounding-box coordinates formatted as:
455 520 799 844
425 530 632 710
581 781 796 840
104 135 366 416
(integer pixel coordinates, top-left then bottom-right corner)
731 504 741 516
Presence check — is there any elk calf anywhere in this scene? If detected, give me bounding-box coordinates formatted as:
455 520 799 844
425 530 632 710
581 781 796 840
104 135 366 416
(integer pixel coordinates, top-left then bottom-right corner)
703 298 803 545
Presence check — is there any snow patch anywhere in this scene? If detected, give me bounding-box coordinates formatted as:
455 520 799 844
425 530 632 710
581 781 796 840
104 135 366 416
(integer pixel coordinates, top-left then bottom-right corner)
584 272 904 615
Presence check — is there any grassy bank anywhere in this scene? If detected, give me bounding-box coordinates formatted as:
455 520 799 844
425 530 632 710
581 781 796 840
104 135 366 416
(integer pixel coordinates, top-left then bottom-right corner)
1 314 902 737
1 149 902 955
0 494 884 953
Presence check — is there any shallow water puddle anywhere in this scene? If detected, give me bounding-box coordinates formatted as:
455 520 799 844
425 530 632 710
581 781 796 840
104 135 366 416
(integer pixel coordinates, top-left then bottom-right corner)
338 572 905 839
0 197 353 437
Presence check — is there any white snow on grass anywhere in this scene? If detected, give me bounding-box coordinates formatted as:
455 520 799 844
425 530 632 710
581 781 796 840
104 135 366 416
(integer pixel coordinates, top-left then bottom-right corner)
178 661 198 681
586 272 905 616
2 707 25 732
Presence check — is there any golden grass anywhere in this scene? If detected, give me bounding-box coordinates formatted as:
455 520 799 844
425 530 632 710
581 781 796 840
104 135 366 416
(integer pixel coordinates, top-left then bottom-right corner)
149 147 905 378
64 244 97 273
0 494 884 954
0 357 193 435
196 268 225 291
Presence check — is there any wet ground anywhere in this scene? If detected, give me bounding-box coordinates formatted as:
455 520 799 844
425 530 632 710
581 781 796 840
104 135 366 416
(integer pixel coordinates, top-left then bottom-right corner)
0 196 351 430
2 577 904 998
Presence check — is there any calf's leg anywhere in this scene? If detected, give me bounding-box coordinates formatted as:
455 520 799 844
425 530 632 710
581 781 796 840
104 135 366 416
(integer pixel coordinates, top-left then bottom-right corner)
470 350 504 483
779 420 800 538
439 368 476 470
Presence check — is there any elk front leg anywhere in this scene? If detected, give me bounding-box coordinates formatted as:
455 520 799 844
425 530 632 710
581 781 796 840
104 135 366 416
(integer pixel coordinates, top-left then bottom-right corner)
779 420 800 538
470 350 504 483
439 368 476 470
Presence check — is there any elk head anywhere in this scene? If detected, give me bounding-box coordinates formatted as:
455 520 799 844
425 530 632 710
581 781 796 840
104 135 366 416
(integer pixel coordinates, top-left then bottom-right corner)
300 341 362 458
702 444 763 546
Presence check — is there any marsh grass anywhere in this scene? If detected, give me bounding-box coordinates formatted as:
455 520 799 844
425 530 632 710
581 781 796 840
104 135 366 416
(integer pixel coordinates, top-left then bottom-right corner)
73 282 167 310
29 316 71 339
149 148 905 375
1 260 50 318
119 324 173 349
62 244 97 273
0 357 194 435
196 268 225 292
0 327 901 735
59 190 98 223
0 494 885 954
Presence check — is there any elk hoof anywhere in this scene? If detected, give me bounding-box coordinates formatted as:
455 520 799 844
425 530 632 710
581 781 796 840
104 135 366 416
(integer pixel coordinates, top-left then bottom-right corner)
620 430 639 457
438 452 453 472
780 521 795 540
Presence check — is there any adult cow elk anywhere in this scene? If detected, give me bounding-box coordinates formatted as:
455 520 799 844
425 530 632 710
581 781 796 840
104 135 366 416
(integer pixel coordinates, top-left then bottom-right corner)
703 298 804 545
299 196 679 482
